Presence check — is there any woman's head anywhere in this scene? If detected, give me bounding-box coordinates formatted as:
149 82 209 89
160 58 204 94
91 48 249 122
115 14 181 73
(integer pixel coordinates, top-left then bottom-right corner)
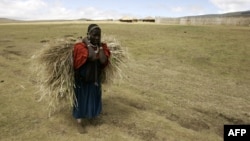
87 24 101 46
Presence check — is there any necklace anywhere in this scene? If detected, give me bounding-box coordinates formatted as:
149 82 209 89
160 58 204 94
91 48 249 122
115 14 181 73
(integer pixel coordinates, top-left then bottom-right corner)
94 47 99 54
86 39 100 54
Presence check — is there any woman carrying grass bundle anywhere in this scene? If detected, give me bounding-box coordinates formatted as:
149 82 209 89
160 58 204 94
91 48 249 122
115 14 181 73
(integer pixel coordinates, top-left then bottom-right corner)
73 24 110 133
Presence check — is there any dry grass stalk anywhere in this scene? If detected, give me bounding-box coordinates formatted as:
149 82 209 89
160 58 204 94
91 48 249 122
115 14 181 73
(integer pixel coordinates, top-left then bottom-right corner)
31 35 128 115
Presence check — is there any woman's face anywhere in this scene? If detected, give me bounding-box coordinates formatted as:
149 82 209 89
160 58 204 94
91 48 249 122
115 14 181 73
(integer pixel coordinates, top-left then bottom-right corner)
89 29 101 46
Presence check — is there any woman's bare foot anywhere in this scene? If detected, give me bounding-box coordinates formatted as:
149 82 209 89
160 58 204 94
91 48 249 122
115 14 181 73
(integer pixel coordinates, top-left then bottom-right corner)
76 119 87 134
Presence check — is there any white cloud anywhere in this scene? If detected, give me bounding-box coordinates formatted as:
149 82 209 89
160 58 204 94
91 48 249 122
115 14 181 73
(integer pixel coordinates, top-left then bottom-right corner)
0 0 122 20
4 0 248 20
172 6 184 12
170 5 206 17
77 7 122 20
188 5 206 15
0 0 47 19
210 0 250 13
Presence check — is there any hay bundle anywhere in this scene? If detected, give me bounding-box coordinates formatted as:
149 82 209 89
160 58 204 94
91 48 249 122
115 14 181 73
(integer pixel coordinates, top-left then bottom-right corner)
31 35 127 114
101 35 128 84
31 38 76 114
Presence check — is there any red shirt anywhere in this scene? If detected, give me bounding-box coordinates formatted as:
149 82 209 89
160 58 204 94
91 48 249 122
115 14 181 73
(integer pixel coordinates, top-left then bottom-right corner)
73 42 111 69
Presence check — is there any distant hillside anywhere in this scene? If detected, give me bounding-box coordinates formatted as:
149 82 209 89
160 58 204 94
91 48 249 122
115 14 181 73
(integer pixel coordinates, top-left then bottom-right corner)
0 18 21 23
1 10 249 24
156 10 250 26
221 10 250 17
0 18 106 24
184 10 250 18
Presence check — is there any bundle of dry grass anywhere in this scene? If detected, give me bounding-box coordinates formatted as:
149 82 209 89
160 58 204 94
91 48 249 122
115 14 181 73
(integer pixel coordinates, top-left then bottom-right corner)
31 35 127 115
101 35 128 84
31 38 76 115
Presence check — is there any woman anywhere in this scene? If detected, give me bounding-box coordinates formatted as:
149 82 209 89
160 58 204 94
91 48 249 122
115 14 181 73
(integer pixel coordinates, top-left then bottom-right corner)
73 24 110 133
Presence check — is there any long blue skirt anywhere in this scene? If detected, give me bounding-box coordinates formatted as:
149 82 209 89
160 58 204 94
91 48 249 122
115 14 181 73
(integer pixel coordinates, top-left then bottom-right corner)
72 81 102 119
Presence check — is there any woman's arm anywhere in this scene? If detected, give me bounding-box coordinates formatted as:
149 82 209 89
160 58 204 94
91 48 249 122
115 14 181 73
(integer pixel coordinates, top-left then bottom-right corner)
73 43 88 69
99 43 110 65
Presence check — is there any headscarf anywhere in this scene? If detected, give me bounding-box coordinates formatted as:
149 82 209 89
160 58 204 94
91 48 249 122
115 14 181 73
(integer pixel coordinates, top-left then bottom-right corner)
87 24 101 35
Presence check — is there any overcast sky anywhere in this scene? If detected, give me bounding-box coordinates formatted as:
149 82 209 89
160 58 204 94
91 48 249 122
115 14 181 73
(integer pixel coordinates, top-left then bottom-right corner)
0 0 249 20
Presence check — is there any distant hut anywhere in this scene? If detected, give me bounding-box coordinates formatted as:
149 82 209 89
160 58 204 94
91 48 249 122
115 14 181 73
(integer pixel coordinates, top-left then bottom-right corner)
142 16 155 22
120 16 138 23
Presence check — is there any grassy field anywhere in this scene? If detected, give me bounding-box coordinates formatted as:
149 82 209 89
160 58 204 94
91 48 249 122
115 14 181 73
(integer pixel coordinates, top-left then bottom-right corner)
0 22 249 141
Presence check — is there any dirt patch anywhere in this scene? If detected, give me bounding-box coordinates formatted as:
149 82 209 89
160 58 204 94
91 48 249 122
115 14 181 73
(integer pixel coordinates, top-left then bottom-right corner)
217 113 244 124
6 45 16 48
114 97 147 111
110 119 158 141
12 69 26 77
160 107 211 132
165 112 210 131
64 34 74 37
3 49 22 56
193 107 244 124
137 128 158 141
0 62 9 68
178 118 210 131
128 101 146 110
167 113 180 121
191 107 247 137
0 49 22 60
0 39 12 43
40 40 50 43
21 37 28 40
102 97 158 141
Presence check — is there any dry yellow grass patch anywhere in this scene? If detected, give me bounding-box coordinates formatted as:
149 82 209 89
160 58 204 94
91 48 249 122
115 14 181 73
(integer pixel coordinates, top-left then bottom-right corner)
0 23 249 141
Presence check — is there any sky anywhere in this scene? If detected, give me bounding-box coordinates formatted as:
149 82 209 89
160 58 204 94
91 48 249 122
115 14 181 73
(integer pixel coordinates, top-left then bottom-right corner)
0 0 249 20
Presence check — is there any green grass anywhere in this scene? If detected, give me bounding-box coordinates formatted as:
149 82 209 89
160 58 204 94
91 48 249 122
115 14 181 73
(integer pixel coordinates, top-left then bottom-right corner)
0 22 249 141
